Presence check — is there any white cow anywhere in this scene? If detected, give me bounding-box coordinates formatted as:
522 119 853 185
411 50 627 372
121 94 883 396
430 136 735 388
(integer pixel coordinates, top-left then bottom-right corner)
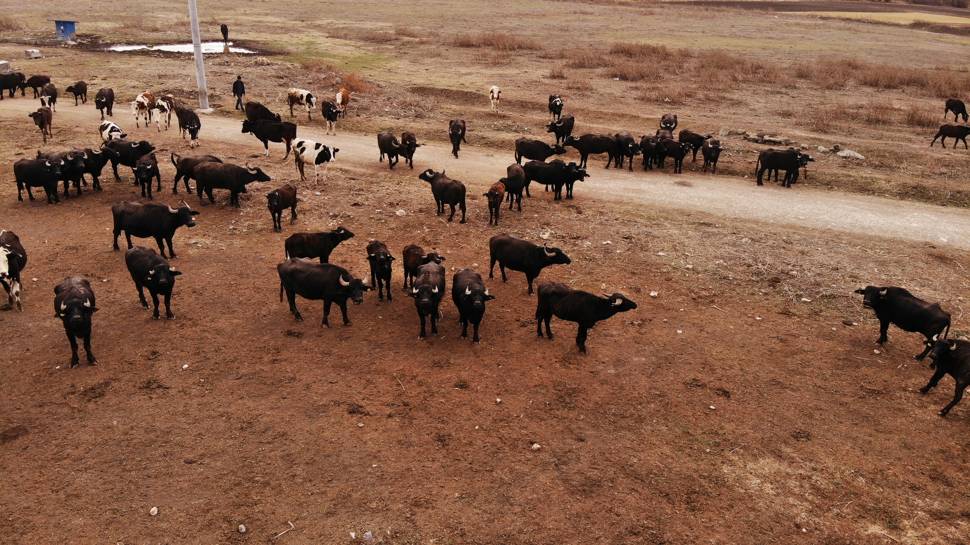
489 85 501 112
293 139 338 182
99 121 127 142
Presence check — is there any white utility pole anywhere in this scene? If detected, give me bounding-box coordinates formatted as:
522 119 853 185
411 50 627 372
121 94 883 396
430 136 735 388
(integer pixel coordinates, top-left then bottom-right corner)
188 0 210 110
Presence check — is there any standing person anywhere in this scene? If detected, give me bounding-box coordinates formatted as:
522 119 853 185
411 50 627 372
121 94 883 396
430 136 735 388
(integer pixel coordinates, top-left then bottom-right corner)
220 24 229 43
232 76 245 111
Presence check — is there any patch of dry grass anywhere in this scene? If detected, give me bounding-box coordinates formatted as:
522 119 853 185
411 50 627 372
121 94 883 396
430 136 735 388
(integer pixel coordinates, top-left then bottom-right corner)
393 26 421 38
449 32 540 51
794 58 970 98
548 66 567 80
340 73 373 94
0 15 21 32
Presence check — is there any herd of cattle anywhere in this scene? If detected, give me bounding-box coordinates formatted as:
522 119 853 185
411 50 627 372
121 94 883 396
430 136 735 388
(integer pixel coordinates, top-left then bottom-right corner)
2 72 969 417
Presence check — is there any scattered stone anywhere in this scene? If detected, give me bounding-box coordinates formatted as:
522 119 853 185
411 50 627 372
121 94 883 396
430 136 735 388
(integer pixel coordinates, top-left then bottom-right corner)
495 398 502 404
817 146 830 153
873 349 881 355
395 209 407 216
842 320 856 326
356 422 364 428
656 251 667 256
708 405 716 410
149 506 159 516
530 442 542 451
837 149 864 160
649 291 659 298
238 524 247 534
801 298 812 303
181 363 189 370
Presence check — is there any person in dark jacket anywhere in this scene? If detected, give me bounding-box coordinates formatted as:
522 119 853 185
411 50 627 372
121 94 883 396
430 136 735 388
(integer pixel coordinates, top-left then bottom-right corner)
232 76 245 111
221 24 230 43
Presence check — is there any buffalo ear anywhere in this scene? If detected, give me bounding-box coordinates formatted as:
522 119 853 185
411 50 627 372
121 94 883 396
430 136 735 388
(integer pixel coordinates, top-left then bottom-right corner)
171 270 182 277
853 289 865 295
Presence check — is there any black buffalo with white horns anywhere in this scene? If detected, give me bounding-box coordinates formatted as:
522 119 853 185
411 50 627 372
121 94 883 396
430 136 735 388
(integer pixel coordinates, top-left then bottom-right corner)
488 234 571 295
366 240 395 302
564 134 614 169
80 147 113 191
53 276 98 367
702 138 722 174
174 106 201 147
854 286 951 360
170 153 222 194
546 114 574 146
36 149 85 198
244 101 281 122
410 261 446 338
548 94 564 121
133 153 162 200
660 113 678 131
112 201 199 258
514 137 566 164
95 88 114 119
193 162 271 206
522 159 588 201
14 156 62 204
400 131 421 169
418 169 467 223
377 132 405 169
921 338 970 417
402 245 445 290
266 184 298 232
277 259 370 326
0 72 25 98
103 139 155 182
679 129 710 162
502 163 526 209
65 81 87 105
944 98 967 123
284 226 354 263
608 132 640 171
449 119 467 158
0 230 27 311
125 246 182 320
241 119 296 158
755 148 813 188
29 106 53 144
535 283 638 353
452 269 494 343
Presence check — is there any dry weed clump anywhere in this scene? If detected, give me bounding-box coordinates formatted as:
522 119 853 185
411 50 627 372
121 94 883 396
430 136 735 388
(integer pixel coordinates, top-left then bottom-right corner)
794 58 970 98
0 16 21 31
904 106 939 128
340 73 373 94
450 32 540 51
548 66 567 80
393 26 421 38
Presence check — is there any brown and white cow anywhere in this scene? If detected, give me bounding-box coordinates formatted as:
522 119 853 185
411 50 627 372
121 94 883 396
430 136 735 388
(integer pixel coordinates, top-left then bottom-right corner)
287 88 316 121
335 87 350 118
132 91 155 128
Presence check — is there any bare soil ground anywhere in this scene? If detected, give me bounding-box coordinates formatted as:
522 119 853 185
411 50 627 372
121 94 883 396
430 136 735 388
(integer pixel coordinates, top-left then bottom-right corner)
1 1 969 544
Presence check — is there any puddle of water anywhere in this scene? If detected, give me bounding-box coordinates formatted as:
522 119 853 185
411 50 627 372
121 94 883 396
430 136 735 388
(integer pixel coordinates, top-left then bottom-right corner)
106 41 255 54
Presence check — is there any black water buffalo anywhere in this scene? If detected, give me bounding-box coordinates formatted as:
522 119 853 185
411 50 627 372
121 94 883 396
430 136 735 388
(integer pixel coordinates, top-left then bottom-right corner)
0 230 27 311
608 132 639 171
449 119 467 158
921 338 970 417
267 184 298 232
548 94 564 121
522 159 588 200
659 139 689 173
25 75 50 98
377 132 405 169
402 245 445 290
103 139 155 181
546 114 575 146
488 234 571 294
134 153 162 200
277 259 370 326
564 134 614 169
241 118 296 158
515 137 566 164
639 135 659 170
854 286 951 360
53 276 98 367
930 124 970 149
112 201 199 258
535 283 638 353
755 148 813 187
502 163 527 209
660 113 678 131
80 147 114 191
366 240 395 302
944 98 968 123
65 81 87 105
284 227 354 263
193 162 271 206
410 261 446 338
0 72 25 98
94 88 114 119
401 131 421 169
170 153 222 194
418 169 467 223
14 156 61 203
36 149 85 198
244 101 282 122
452 269 494 342
125 246 182 320
174 106 202 147
679 129 710 162
484 180 505 226
702 138 722 174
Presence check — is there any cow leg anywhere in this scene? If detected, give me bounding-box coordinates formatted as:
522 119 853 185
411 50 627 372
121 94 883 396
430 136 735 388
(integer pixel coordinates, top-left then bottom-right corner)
322 300 332 327
385 276 392 301
166 237 177 259
151 236 164 256
472 322 480 343
136 282 149 309
338 301 350 325
526 274 535 295
66 331 80 368
430 312 438 335
460 318 468 338
448 204 456 222
164 292 174 319
488 258 496 279
576 325 590 353
125 233 134 250
544 316 553 339
63 180 71 198
83 333 96 365
939 380 967 416
419 313 427 338
290 205 297 224
499 264 508 282
287 289 302 321
111 160 121 181
963 136 969 150
263 141 270 157
150 292 161 320
155 172 161 192
878 320 889 344
915 342 933 361
459 202 466 224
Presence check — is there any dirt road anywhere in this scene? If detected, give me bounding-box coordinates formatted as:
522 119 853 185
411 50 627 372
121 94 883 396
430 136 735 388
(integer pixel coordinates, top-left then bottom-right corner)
5 99 970 249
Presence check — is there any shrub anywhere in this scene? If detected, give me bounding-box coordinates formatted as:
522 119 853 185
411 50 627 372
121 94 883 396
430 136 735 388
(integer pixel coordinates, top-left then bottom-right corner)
450 32 540 51
340 73 373 94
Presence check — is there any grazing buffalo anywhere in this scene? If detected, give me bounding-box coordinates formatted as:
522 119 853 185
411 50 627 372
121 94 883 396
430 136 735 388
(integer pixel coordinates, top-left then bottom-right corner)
0 230 27 311
418 169 467 223
564 134 615 169
608 132 639 171
452 269 494 342
488 234 571 294
293 139 337 182
402 245 445 290
548 94 564 121
241 119 296 158
410 261 446 338
854 286 951 360
546 114 575 146
921 338 970 417
484 180 506 226
95 88 114 119
103 139 155 181
29 107 53 143
502 163 527 209
0 72 25 98
679 129 710 162
53 276 98 367
65 81 87 106
266 184 298 232
284 227 354 263
930 124 970 149
134 153 162 200
125 246 182 319
14 156 61 204
194 162 271 206
449 119 467 158
944 98 968 123
170 153 221 194
244 101 281 122
278 259 370 326
522 159 588 200
515 137 566 164
366 240 395 302
112 201 199 258
702 138 722 174
535 283 638 353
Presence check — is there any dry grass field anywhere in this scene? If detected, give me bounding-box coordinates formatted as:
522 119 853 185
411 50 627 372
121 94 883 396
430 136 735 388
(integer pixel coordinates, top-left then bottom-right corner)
1 1 969 544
